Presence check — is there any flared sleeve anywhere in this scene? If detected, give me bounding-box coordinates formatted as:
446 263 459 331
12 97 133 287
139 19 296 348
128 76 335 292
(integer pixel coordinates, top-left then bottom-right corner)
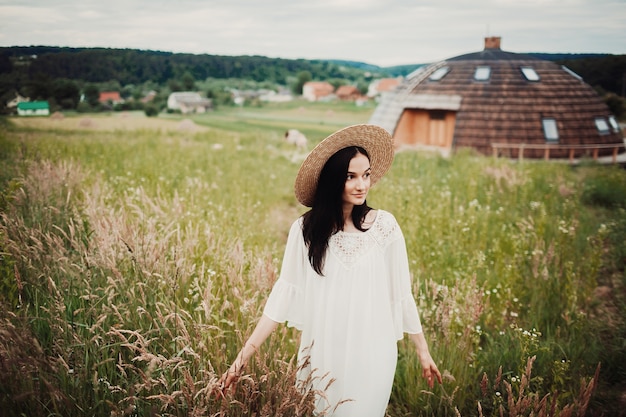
262 218 307 330
381 213 423 340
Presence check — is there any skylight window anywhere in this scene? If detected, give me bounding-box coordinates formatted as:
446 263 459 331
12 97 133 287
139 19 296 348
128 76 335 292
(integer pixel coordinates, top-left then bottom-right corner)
595 117 610 134
406 66 426 80
521 67 540 81
562 65 583 81
429 66 450 81
474 66 491 81
542 118 559 142
608 116 620 133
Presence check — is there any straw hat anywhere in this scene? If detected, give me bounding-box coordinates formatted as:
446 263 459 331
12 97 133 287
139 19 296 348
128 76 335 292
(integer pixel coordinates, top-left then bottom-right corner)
294 124 394 207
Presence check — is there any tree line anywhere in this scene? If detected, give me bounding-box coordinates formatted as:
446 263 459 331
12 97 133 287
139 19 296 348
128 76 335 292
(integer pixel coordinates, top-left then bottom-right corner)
0 46 388 114
0 46 624 117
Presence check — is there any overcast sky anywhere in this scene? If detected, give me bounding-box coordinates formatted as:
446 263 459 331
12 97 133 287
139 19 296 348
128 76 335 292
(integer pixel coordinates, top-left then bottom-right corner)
1 0 624 67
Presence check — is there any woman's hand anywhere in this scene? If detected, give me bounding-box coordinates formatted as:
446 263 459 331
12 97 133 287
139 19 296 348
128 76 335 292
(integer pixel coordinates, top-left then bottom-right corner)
408 332 443 389
217 361 246 394
418 351 442 389
214 315 279 396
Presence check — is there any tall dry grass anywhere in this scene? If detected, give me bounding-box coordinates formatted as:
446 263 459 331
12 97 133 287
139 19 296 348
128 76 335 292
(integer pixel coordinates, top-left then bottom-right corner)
0 158 311 415
1 117 624 416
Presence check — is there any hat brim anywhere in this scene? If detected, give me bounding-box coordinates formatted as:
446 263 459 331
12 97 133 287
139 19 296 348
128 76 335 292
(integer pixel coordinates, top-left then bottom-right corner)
294 124 394 207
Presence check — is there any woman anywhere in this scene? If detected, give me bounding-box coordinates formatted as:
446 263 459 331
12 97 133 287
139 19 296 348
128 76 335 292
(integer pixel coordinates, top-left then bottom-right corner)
219 124 441 416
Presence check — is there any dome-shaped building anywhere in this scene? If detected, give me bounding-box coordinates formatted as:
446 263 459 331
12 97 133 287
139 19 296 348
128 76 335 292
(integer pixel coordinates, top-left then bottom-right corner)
370 37 624 160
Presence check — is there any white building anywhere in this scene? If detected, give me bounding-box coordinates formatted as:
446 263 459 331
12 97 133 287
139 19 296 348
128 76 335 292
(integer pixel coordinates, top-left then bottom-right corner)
167 92 212 114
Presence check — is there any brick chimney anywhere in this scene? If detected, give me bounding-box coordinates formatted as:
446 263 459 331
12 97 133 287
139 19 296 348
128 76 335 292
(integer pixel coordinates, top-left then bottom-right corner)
484 36 501 50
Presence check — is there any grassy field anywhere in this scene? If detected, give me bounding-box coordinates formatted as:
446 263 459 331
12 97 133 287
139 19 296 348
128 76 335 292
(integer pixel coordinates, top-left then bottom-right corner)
0 102 625 416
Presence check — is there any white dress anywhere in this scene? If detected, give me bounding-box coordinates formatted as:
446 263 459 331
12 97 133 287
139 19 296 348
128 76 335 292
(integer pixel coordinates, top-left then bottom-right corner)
263 210 423 416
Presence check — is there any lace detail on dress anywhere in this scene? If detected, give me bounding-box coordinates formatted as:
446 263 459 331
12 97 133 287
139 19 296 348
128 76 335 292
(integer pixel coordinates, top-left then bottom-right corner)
328 210 401 268
369 210 400 247
329 232 370 267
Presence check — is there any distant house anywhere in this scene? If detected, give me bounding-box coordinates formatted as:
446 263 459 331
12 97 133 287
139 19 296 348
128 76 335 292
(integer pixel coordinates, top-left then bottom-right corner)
367 77 402 98
141 90 157 104
260 88 294 103
17 101 50 116
302 81 334 102
167 92 212 114
99 91 123 105
336 85 362 101
7 93 29 108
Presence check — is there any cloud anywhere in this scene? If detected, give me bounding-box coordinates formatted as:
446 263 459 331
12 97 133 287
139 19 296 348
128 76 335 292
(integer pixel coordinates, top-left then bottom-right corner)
0 0 623 66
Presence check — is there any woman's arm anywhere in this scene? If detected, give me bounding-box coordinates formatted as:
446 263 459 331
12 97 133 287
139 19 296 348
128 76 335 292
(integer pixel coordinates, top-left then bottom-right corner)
408 332 442 389
218 314 279 391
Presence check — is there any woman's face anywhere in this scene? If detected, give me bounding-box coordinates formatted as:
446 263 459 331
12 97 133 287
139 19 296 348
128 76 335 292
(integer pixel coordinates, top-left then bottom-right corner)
342 152 371 208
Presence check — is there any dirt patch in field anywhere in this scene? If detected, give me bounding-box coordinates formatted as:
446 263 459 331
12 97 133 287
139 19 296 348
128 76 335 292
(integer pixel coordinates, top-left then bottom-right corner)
10 112 209 133
266 204 303 238
178 118 200 132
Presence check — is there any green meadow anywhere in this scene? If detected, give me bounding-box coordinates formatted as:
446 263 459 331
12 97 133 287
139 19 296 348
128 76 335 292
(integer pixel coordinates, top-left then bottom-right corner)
0 102 625 416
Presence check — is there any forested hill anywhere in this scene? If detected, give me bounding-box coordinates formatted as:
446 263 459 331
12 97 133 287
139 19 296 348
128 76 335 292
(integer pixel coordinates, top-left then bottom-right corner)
0 46 391 86
2 46 624 90
0 46 624 117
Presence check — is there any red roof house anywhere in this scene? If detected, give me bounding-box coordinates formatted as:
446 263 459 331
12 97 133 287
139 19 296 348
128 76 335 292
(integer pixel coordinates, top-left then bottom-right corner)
336 85 362 101
302 81 335 101
98 91 123 104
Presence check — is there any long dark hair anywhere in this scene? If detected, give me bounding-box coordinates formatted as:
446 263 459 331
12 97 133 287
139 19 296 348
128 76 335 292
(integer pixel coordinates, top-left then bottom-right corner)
301 146 372 275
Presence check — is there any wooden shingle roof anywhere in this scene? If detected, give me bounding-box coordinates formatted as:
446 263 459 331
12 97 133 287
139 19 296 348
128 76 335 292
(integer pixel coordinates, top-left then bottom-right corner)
370 38 623 159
